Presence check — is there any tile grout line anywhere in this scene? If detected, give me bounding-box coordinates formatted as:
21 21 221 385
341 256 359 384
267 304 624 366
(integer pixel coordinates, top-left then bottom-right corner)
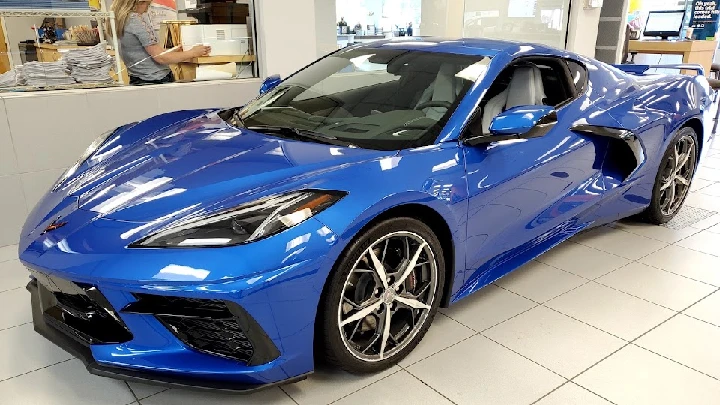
669 242 720 258
324 367 402 405
567 288 720 384
527 379 621 405
630 343 720 383
480 333 571 381
589 277 687 312
0 321 31 333
401 366 459 405
397 324 491 368
526 380 574 405
130 387 169 404
565 381 621 405
124 381 141 404
0 358 73 384
638 260 720 288
0 285 25 294
278 386 300 405
539 304 633 342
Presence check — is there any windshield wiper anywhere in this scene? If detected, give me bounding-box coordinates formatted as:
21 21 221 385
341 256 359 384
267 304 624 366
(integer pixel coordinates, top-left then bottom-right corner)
247 125 351 146
231 108 247 128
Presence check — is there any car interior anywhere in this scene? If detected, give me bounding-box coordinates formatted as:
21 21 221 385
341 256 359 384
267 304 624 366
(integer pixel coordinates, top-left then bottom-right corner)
474 57 577 135
240 52 484 149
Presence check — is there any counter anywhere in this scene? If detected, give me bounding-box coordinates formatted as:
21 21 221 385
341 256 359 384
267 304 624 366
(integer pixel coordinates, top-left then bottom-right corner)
0 78 262 247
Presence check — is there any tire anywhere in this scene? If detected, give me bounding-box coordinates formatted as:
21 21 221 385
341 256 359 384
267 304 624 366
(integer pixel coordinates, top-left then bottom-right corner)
644 126 698 224
319 217 445 374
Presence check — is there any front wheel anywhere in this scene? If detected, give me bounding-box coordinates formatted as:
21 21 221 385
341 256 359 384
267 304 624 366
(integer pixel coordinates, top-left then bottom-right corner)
645 126 698 224
319 218 445 373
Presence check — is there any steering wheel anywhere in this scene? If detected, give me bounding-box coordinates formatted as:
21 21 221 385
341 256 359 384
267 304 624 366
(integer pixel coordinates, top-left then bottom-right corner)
414 100 453 111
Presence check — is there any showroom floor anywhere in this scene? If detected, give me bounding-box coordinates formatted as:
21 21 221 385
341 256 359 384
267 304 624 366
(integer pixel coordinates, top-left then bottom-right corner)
0 143 719 405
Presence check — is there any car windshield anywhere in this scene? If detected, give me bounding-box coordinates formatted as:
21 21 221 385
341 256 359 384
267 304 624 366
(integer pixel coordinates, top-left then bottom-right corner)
231 48 492 150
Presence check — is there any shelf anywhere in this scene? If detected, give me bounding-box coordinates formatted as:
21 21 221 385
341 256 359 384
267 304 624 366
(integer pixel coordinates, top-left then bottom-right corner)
0 9 114 18
0 82 122 93
188 55 256 64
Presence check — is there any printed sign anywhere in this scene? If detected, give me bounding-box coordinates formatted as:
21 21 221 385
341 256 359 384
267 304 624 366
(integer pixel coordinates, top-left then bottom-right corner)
690 0 720 29
150 0 179 32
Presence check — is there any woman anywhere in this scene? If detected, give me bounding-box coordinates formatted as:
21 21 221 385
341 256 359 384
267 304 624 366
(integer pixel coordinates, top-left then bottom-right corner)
110 0 211 85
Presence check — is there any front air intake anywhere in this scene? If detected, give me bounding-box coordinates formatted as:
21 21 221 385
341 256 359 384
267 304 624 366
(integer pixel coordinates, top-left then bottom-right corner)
31 273 133 346
122 294 280 366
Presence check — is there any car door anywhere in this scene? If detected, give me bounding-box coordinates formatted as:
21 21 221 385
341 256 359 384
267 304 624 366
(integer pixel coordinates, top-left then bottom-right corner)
457 56 607 297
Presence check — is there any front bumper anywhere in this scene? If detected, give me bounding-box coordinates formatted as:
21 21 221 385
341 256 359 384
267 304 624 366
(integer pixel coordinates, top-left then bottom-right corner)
27 277 311 392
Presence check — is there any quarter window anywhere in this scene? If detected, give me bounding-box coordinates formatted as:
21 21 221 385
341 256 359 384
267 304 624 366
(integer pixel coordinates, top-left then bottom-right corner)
566 60 589 96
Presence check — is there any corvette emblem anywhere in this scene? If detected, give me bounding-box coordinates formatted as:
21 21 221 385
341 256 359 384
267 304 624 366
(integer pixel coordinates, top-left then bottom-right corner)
42 218 67 234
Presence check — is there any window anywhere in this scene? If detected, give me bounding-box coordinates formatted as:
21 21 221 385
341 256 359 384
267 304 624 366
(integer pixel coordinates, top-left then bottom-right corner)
472 56 574 135
565 59 588 96
233 48 492 151
0 0 259 92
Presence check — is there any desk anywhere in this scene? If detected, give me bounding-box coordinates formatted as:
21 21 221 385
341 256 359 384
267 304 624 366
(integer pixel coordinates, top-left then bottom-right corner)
36 43 129 84
628 40 717 75
174 54 256 82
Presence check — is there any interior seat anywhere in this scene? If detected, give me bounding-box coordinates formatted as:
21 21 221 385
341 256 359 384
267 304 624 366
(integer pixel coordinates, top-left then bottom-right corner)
481 65 546 133
415 63 464 120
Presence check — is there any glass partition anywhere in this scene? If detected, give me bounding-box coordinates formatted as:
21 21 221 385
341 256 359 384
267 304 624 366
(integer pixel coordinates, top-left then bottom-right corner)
463 0 571 49
0 0 260 93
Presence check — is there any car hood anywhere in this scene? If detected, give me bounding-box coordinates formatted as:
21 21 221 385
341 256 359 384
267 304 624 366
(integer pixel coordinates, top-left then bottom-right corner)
58 110 391 223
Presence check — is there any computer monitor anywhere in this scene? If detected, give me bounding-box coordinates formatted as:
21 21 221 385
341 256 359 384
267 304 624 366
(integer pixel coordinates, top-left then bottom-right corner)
643 10 686 39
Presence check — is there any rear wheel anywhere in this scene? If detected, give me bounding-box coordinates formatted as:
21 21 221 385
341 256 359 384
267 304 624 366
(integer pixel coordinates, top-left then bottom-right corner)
645 126 698 224
319 218 445 373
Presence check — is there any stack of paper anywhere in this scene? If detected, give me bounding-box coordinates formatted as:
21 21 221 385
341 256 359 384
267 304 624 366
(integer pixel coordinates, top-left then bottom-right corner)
0 66 27 87
63 43 115 83
22 61 74 87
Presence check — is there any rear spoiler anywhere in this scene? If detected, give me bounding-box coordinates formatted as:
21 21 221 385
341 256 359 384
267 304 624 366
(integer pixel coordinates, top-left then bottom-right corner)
613 63 705 76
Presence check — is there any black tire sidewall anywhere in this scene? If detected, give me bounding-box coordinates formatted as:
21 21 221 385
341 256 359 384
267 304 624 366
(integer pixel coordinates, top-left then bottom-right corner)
646 126 698 224
319 217 446 374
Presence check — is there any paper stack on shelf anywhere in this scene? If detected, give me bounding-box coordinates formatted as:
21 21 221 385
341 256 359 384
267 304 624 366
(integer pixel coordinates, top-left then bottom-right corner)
63 43 114 83
0 69 23 88
22 61 74 87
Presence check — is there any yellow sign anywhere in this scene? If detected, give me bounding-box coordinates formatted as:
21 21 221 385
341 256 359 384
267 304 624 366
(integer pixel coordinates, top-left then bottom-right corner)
628 0 643 14
89 0 101 10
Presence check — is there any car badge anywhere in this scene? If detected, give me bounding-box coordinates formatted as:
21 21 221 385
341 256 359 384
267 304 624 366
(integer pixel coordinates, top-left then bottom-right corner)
42 218 68 234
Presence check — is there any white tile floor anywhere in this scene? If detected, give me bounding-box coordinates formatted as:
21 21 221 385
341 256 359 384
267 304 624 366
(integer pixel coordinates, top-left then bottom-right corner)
0 143 719 405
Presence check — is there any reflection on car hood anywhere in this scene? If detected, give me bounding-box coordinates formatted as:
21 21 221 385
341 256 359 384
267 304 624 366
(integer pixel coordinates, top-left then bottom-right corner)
63 111 390 222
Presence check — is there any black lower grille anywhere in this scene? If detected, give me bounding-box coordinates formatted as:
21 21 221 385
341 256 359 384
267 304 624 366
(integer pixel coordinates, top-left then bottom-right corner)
30 272 132 345
122 294 280 366
161 317 254 361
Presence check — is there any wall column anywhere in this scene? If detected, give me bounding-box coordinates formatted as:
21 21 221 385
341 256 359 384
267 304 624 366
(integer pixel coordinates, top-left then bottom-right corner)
566 0 602 57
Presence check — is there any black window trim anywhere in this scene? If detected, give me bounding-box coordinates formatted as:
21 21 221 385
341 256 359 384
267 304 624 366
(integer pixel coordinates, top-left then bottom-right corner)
460 55 576 140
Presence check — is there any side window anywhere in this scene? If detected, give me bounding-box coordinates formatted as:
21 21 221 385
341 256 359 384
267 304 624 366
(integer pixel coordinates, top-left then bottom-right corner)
472 57 573 135
565 60 588 96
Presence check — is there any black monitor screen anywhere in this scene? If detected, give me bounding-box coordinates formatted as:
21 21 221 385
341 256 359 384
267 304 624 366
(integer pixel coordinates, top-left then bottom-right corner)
644 10 685 38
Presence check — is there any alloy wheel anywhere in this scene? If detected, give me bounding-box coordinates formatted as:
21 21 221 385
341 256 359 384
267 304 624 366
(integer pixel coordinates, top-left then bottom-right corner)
337 231 438 362
659 134 697 216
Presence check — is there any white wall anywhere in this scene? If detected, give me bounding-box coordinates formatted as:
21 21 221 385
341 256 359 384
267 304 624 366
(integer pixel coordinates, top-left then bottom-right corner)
0 79 261 247
255 0 320 78
315 0 339 58
566 0 602 57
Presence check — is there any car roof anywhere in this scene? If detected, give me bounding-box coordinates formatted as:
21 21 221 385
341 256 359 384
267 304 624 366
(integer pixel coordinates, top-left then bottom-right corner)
354 37 563 58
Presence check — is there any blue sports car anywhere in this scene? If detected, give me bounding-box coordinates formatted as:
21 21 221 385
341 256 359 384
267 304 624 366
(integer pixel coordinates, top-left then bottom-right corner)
20 38 713 391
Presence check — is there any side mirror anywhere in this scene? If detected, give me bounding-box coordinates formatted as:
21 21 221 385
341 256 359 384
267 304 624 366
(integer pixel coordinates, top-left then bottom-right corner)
260 74 282 94
465 105 557 146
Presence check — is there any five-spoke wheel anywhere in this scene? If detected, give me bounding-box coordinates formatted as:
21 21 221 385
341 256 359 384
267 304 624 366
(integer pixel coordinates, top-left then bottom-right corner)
646 126 698 224
320 218 444 373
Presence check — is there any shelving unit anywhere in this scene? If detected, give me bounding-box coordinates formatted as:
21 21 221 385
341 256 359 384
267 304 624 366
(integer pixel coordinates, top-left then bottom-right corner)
0 7 124 84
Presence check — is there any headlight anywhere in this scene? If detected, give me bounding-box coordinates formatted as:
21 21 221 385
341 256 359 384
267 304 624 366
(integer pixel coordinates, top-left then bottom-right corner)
53 127 124 191
131 190 346 248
